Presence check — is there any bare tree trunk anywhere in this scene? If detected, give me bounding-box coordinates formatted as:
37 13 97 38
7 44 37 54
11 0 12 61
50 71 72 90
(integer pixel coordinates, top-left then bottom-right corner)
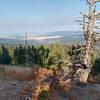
75 0 100 84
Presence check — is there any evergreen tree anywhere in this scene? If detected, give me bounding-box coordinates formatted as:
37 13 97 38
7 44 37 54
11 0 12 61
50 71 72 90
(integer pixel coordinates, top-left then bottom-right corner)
36 45 50 66
13 47 19 64
18 45 26 64
37 45 45 66
0 51 2 64
25 45 34 66
31 45 38 65
43 48 50 66
47 44 66 69
1 45 11 65
13 45 25 65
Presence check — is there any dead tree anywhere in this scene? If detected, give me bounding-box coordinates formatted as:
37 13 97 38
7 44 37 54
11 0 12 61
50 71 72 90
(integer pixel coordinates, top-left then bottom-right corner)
76 0 100 84
67 0 100 85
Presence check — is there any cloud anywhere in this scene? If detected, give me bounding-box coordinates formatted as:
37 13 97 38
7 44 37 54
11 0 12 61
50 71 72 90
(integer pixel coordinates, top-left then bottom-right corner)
0 33 63 41
26 35 63 41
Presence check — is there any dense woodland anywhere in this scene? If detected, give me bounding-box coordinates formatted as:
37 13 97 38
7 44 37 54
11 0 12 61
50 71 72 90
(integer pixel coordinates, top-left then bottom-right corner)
0 44 100 75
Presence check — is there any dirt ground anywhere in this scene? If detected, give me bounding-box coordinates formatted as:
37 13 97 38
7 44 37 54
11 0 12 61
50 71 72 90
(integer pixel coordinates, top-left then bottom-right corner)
0 65 100 100
0 76 35 100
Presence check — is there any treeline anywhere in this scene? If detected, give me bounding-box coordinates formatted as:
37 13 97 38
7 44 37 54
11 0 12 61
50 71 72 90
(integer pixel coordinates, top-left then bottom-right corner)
0 44 70 69
13 45 50 66
0 44 100 75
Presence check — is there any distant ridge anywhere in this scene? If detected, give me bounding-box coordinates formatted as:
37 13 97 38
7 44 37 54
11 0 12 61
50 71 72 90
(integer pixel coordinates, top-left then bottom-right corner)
0 31 84 45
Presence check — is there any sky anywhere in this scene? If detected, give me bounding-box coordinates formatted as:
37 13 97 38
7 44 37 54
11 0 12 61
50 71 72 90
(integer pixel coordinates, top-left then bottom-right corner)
0 0 99 35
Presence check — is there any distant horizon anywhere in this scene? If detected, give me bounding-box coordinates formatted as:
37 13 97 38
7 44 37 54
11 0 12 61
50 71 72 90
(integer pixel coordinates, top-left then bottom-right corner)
0 30 80 36
0 30 84 45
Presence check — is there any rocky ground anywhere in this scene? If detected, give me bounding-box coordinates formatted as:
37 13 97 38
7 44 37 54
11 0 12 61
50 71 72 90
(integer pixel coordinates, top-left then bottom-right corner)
70 83 100 100
0 76 100 100
0 76 35 100
0 66 100 100
49 82 100 100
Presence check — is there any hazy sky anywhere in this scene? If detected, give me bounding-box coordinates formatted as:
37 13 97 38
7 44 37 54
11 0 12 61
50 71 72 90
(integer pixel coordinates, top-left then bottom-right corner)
0 0 99 35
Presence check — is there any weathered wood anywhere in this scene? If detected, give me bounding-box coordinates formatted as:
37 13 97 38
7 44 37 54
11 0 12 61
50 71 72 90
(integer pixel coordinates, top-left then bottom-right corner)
94 0 100 3
69 0 100 84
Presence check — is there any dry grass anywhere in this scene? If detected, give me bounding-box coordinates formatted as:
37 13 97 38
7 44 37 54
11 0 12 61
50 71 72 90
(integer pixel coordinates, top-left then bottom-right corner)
0 66 5 77
5 67 33 81
0 65 53 82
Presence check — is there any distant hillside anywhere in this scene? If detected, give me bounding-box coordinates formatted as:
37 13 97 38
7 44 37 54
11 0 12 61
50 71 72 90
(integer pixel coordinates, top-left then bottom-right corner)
0 31 85 45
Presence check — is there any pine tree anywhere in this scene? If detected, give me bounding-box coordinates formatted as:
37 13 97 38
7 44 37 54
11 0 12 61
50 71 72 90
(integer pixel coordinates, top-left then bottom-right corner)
0 51 2 64
31 45 38 65
1 45 11 65
25 45 34 66
13 45 26 65
18 45 26 64
36 45 50 67
43 48 50 66
47 44 66 69
37 45 45 66
13 47 19 64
